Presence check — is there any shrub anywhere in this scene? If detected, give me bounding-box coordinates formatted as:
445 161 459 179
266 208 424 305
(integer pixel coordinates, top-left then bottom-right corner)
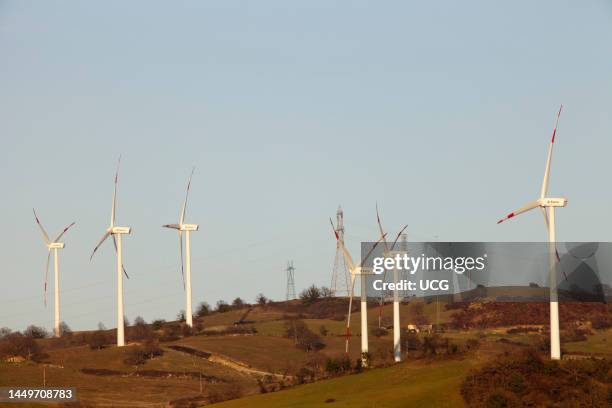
24 325 48 339
129 319 155 342
299 285 321 305
196 302 211 317
255 293 268 306
0 332 45 361
216 300 231 313
87 330 112 350
160 323 181 342
319 325 328 336
151 319 165 330
232 297 246 309
461 347 612 407
133 316 146 326
58 322 72 337
176 310 186 322
0 327 11 339
285 320 325 352
123 340 163 365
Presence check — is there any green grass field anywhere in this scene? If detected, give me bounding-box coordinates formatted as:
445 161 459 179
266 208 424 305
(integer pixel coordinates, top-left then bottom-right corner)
212 358 471 408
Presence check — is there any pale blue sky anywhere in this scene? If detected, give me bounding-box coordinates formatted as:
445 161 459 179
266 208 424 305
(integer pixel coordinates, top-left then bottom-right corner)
1 1 611 331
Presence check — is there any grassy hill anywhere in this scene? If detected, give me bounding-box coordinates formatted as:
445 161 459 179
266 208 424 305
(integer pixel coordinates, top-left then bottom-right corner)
0 296 610 407
212 358 471 408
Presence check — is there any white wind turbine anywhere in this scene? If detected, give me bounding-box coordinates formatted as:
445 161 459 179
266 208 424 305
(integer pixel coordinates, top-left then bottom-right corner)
330 217 385 366
90 157 131 347
163 168 199 328
374 204 407 362
497 105 566 360
33 210 75 337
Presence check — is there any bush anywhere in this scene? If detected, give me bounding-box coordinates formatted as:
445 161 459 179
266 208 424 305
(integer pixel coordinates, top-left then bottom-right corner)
160 323 182 342
176 310 186 322
255 293 268 306
133 316 146 326
0 332 46 361
128 318 155 342
216 300 231 313
299 285 321 305
87 330 112 350
285 320 325 352
461 347 612 407
58 322 72 337
0 327 11 339
123 340 163 365
151 319 165 330
24 325 48 339
319 325 328 336
232 297 246 309
196 302 211 317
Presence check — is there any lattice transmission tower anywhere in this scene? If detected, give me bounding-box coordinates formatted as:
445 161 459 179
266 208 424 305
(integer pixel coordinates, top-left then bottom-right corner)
330 206 350 297
285 261 296 300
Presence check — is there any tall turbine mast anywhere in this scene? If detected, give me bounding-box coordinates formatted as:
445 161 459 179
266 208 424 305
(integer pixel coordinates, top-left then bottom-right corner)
330 206 350 297
497 106 566 360
90 156 131 347
330 216 386 367
285 261 296 301
163 167 199 328
374 204 408 363
33 209 75 337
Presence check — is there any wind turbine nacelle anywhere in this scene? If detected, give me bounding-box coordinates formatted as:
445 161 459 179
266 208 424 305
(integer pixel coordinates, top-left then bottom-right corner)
180 224 199 231
48 242 65 249
539 198 567 207
111 226 132 234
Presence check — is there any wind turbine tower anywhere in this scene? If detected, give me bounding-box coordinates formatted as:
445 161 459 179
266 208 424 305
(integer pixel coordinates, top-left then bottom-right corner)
330 217 386 366
375 204 407 363
497 106 566 360
330 206 350 297
163 168 199 328
33 210 75 337
285 261 296 300
90 157 131 347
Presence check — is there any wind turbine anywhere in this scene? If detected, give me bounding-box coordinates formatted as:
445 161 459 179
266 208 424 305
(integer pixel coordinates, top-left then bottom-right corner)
163 168 199 328
330 217 385 366
90 157 131 347
497 106 566 360
374 204 407 362
33 210 75 337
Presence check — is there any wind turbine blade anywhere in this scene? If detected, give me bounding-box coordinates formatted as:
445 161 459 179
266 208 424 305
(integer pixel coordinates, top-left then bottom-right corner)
540 105 562 199
53 222 76 243
358 233 387 267
496 200 540 224
180 167 195 225
33 209 50 244
345 270 358 354
389 224 408 252
162 224 180 230
112 235 129 279
111 156 121 227
44 250 50 307
179 230 185 289
375 203 389 252
329 217 339 240
90 231 111 260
